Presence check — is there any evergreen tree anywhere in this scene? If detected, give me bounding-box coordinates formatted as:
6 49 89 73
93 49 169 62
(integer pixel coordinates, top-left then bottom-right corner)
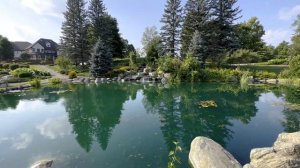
292 15 300 55
61 0 90 65
88 0 106 45
181 0 210 56
189 31 206 68
160 0 183 57
209 0 241 65
90 39 112 77
0 36 14 61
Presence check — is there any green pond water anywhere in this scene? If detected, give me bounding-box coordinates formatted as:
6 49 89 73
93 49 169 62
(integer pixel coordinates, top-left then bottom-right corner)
0 83 300 168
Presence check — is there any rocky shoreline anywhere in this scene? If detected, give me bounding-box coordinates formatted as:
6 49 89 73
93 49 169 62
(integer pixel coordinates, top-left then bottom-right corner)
189 132 300 168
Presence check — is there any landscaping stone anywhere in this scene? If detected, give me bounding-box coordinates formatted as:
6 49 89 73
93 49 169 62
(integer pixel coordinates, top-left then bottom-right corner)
30 160 53 168
189 137 242 168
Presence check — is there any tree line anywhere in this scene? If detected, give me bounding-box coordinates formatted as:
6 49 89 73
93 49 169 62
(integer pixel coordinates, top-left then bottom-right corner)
142 0 300 68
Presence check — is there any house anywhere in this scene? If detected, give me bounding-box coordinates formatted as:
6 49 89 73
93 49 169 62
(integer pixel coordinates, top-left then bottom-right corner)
12 41 32 59
25 38 59 61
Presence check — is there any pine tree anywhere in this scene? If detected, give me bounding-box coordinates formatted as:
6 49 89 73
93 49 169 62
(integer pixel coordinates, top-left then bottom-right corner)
160 0 183 57
0 36 14 60
88 0 106 45
209 0 241 65
181 0 210 56
189 31 206 68
61 0 90 66
90 39 112 77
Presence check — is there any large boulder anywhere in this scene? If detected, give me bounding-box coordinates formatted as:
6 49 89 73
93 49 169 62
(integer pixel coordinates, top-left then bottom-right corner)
30 160 53 168
244 132 300 168
189 137 242 168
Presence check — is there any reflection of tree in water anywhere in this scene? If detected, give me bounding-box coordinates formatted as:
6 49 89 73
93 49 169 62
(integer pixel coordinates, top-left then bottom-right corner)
0 87 62 110
143 83 260 150
63 83 141 152
281 86 300 132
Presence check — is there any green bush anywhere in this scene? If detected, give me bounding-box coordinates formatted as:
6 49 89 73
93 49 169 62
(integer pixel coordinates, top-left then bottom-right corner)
68 70 77 79
49 78 62 85
199 68 244 82
29 78 41 88
60 69 67 75
266 58 288 65
226 49 261 64
3 64 9 69
32 69 51 77
20 53 31 60
288 55 300 78
158 56 181 73
254 71 278 79
9 64 19 70
55 56 72 70
177 56 200 82
11 68 33 78
279 70 291 78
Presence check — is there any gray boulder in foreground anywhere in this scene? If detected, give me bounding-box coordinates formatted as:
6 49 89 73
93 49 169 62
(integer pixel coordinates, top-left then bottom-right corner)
189 132 300 168
30 160 53 168
244 132 300 168
189 137 242 168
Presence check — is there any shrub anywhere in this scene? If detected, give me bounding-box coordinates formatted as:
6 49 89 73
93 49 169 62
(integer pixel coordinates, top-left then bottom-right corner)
55 56 72 70
60 69 67 74
199 68 244 82
157 56 181 73
266 58 288 65
29 78 41 88
68 70 77 79
279 70 291 78
288 55 300 78
9 64 19 70
3 64 9 69
254 71 278 79
49 78 62 85
32 69 51 77
177 56 200 82
20 53 31 60
19 64 30 68
226 49 261 64
119 66 131 72
11 68 33 78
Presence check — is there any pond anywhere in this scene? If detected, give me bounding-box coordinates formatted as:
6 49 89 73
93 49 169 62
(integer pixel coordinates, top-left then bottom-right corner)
0 83 300 168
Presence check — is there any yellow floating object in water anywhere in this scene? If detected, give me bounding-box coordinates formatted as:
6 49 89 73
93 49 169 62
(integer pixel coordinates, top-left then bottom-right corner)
199 100 218 108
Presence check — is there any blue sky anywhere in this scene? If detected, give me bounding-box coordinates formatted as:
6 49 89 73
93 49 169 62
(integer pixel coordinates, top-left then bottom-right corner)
0 0 299 49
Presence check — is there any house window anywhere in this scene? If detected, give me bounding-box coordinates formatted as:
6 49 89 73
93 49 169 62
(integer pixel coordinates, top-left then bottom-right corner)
32 48 35 52
37 49 40 52
41 49 44 53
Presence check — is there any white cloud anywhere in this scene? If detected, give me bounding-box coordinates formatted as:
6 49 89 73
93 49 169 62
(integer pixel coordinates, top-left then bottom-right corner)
279 5 300 20
36 116 72 140
263 29 292 46
21 0 63 18
11 133 33 150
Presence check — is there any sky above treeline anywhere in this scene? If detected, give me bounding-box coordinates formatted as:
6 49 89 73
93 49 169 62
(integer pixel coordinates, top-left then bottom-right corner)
0 0 299 48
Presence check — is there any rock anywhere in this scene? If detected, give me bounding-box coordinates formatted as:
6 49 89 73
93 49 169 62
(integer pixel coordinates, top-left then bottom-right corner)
189 137 242 168
95 78 101 84
30 160 53 168
244 132 300 168
163 73 171 79
266 79 278 84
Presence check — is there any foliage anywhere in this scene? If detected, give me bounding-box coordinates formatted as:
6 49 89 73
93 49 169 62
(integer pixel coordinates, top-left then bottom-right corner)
189 31 206 68
55 56 72 70
68 70 77 79
199 68 244 82
20 53 31 60
61 0 90 65
122 38 135 57
160 0 183 56
0 35 14 60
90 39 113 77
265 58 288 65
9 64 19 70
176 56 200 82
142 26 160 52
11 68 50 78
146 37 160 63
274 41 291 59
254 71 277 79
168 142 182 168
181 0 209 57
226 49 261 64
49 78 62 85
129 51 137 67
157 56 181 73
292 15 300 55
236 17 265 51
287 55 300 78
29 78 41 88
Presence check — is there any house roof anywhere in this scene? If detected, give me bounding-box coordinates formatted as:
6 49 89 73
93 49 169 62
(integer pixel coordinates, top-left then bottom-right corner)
12 41 32 51
26 38 58 50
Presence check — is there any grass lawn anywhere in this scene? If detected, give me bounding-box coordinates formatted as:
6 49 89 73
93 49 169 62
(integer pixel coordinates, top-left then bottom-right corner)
229 64 288 74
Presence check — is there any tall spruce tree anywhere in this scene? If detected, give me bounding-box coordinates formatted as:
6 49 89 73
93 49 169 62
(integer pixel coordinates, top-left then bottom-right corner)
189 31 207 68
90 39 112 77
181 0 210 56
88 0 124 58
160 0 183 57
61 0 90 65
209 0 241 65
88 0 106 45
